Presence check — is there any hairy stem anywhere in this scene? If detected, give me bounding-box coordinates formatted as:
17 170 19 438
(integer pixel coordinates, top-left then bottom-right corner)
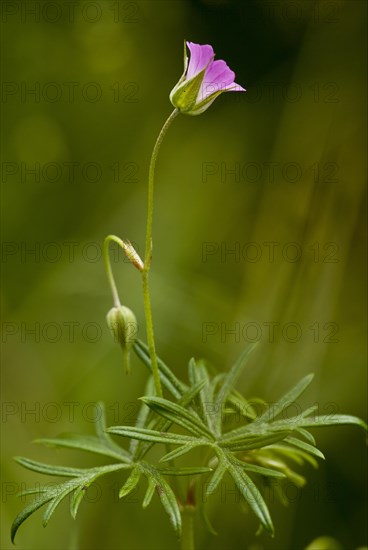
142 108 179 397
142 270 162 397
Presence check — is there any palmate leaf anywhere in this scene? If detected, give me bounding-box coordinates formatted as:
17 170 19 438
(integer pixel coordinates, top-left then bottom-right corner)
183 365 365 536
205 459 228 495
12 334 367 544
159 444 201 463
141 379 207 438
206 456 286 502
262 443 319 469
242 441 319 490
142 477 156 508
299 414 368 431
127 368 317 537
140 396 214 439
43 479 81 526
227 462 274 535
11 462 130 542
12 402 135 541
35 434 130 463
187 356 257 434
296 427 316 445
158 467 212 476
107 425 208 447
224 405 317 441
119 466 141 498
110 381 215 466
233 458 286 479
225 390 258 421
133 379 208 461
218 397 318 443
127 351 363 537
14 457 87 477
118 460 212 528
218 430 292 452
255 374 315 424
215 381 313 447
94 401 133 460
284 436 325 460
139 462 182 535
210 449 274 535
11 491 56 542
35 401 132 463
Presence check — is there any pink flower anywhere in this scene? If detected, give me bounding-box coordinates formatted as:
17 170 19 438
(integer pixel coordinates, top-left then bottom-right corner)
170 41 246 115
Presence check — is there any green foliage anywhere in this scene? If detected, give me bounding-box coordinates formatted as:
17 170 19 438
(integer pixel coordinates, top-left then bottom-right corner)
11 341 367 543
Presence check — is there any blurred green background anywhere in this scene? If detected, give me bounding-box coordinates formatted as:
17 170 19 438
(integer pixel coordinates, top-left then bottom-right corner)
1 0 367 549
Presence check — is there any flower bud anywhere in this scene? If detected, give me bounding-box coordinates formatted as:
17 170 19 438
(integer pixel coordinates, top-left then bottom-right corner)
106 305 138 374
121 239 144 271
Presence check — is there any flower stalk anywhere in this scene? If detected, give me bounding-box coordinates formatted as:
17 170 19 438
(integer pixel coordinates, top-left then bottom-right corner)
141 108 179 396
103 235 144 306
144 108 179 269
103 235 124 307
181 506 195 550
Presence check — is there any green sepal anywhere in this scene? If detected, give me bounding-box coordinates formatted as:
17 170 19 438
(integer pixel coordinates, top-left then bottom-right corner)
170 66 208 113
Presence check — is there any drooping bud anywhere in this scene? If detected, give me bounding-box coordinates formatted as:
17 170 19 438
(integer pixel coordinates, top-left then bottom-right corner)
122 240 144 271
106 305 138 374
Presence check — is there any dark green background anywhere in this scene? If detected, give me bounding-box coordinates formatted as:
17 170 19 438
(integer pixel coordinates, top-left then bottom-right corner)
1 1 367 549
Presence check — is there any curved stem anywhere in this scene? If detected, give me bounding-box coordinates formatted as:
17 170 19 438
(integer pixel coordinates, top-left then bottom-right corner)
104 235 125 308
144 108 179 269
142 108 179 397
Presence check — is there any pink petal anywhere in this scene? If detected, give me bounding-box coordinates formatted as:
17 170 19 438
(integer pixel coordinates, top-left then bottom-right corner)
225 82 246 92
198 60 233 100
186 42 215 80
204 59 235 86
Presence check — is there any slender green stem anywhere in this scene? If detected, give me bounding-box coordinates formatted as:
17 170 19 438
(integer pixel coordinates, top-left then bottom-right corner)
104 235 125 307
181 506 195 550
142 108 179 397
142 271 162 396
144 108 179 269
